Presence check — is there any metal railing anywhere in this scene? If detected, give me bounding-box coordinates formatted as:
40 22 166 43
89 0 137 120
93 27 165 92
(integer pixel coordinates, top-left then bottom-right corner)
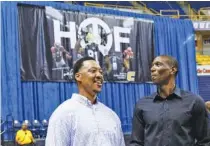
131 1 159 14
85 2 140 11
83 2 210 21
84 2 156 15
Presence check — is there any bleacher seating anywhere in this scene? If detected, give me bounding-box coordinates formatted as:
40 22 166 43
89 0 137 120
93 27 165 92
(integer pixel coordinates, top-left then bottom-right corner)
72 1 189 19
188 1 210 11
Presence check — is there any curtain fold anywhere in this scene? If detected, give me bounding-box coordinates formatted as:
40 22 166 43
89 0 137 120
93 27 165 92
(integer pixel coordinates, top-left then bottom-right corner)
154 17 197 92
1 1 197 139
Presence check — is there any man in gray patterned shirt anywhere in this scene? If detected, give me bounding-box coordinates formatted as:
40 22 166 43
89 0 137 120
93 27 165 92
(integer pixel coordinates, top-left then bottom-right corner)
46 56 125 146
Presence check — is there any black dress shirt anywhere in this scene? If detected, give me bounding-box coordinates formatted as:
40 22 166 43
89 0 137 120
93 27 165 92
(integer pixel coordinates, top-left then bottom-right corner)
130 88 210 146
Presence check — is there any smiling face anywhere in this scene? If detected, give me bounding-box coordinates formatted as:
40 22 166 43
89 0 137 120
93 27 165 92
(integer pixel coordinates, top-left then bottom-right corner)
151 56 177 85
75 60 104 97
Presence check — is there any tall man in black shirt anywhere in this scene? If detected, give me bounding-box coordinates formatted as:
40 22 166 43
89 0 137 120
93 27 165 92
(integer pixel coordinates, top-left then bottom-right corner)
130 55 210 146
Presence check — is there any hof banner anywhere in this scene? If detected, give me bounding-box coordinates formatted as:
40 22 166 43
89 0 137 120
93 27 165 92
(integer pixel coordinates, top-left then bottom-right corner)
18 5 154 82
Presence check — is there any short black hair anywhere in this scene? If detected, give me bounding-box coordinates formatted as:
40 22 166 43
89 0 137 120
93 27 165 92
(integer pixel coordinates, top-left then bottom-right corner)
159 55 179 76
73 56 95 80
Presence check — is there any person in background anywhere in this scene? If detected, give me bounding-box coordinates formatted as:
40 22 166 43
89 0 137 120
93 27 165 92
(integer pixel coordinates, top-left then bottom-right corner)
15 123 35 146
130 55 210 146
46 56 125 146
51 42 72 68
205 101 210 135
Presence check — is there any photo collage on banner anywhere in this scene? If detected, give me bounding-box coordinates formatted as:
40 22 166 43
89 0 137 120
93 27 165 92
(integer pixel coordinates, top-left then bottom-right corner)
18 5 154 82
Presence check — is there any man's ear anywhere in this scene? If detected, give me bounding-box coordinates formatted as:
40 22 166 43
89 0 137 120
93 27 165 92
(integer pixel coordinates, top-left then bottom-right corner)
171 66 177 75
75 73 82 82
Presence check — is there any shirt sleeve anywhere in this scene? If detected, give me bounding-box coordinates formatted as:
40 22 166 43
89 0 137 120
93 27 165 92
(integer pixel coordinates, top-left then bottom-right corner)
117 120 126 146
192 97 210 146
130 103 145 146
45 113 73 146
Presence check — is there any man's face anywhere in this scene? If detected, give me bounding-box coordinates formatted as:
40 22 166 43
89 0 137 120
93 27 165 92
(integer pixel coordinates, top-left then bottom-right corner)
151 56 175 85
76 60 104 96
22 124 27 130
205 101 210 113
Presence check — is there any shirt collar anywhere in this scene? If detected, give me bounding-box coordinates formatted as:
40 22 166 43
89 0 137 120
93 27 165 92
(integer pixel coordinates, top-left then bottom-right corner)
152 86 182 101
71 93 99 106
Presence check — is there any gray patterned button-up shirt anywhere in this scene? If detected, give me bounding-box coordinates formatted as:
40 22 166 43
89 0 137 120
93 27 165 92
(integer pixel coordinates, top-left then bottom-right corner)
46 93 125 146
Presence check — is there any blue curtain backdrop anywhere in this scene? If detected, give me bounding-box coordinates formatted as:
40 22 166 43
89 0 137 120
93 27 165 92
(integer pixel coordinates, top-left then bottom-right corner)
1 1 197 135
